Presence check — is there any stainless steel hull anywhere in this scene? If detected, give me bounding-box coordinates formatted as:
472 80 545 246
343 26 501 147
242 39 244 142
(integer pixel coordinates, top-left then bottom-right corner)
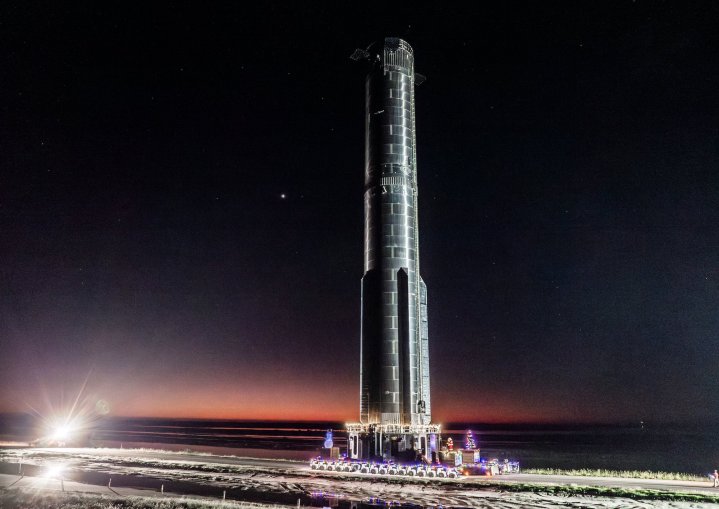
359 38 431 427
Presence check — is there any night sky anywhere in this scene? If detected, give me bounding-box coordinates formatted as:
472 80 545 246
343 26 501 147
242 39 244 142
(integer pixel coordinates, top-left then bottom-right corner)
2 2 719 424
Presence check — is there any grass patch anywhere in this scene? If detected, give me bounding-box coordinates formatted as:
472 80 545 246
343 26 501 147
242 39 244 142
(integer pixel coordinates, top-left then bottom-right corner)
487 481 719 503
323 472 719 502
0 489 291 509
522 467 707 482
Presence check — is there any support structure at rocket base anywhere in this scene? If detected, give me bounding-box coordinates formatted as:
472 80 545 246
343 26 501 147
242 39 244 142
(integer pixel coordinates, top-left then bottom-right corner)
346 37 439 462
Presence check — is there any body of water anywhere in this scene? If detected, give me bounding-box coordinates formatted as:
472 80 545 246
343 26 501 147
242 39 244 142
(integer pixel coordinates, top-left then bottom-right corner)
1 414 716 474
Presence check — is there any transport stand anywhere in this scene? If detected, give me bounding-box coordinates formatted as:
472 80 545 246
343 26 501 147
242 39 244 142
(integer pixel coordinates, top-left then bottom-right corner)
346 422 441 463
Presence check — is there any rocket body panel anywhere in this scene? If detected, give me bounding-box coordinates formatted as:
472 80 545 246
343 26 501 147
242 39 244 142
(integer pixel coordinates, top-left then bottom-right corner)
360 38 431 427
419 277 431 422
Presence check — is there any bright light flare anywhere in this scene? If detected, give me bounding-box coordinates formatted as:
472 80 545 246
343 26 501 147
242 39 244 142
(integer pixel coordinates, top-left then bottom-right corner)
50 424 73 441
34 411 92 446
25 370 109 447
43 464 66 479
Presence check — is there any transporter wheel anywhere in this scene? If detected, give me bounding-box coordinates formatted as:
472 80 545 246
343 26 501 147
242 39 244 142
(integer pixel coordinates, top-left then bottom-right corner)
407 469 416 477
378 467 388 475
311 463 318 470
370 467 379 475
319 464 326 470
448 471 458 479
437 470 446 478
398 468 407 475
427 470 436 478
388 468 398 475
360 467 369 474
417 470 426 477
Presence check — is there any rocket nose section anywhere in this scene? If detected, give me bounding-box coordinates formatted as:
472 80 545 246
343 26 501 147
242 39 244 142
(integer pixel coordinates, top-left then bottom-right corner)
384 37 414 54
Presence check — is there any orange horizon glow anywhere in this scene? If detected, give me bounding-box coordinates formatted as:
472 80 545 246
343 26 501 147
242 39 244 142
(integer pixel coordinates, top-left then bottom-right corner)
1 363 678 425
0 396 637 425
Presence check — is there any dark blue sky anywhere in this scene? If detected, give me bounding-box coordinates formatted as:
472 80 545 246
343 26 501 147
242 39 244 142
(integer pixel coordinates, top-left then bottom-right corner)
2 2 718 423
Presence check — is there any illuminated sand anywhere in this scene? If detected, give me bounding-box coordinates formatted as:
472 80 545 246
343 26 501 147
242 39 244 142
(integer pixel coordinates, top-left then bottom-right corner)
1 448 718 509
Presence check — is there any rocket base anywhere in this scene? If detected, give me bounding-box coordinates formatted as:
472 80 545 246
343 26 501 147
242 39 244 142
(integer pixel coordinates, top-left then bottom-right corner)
346 422 441 462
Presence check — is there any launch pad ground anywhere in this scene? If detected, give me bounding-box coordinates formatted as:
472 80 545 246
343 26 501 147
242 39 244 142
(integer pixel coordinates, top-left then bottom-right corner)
1 447 718 508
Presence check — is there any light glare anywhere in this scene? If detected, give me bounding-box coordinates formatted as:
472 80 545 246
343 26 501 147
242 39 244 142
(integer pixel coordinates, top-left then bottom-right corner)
51 425 72 441
43 464 65 478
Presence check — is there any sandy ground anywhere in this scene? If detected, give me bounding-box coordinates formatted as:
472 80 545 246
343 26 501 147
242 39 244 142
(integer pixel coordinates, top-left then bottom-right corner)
1 448 718 509
3 473 718 509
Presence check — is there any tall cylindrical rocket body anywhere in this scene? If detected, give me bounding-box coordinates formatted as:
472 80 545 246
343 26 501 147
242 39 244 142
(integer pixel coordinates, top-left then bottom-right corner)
360 38 431 427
